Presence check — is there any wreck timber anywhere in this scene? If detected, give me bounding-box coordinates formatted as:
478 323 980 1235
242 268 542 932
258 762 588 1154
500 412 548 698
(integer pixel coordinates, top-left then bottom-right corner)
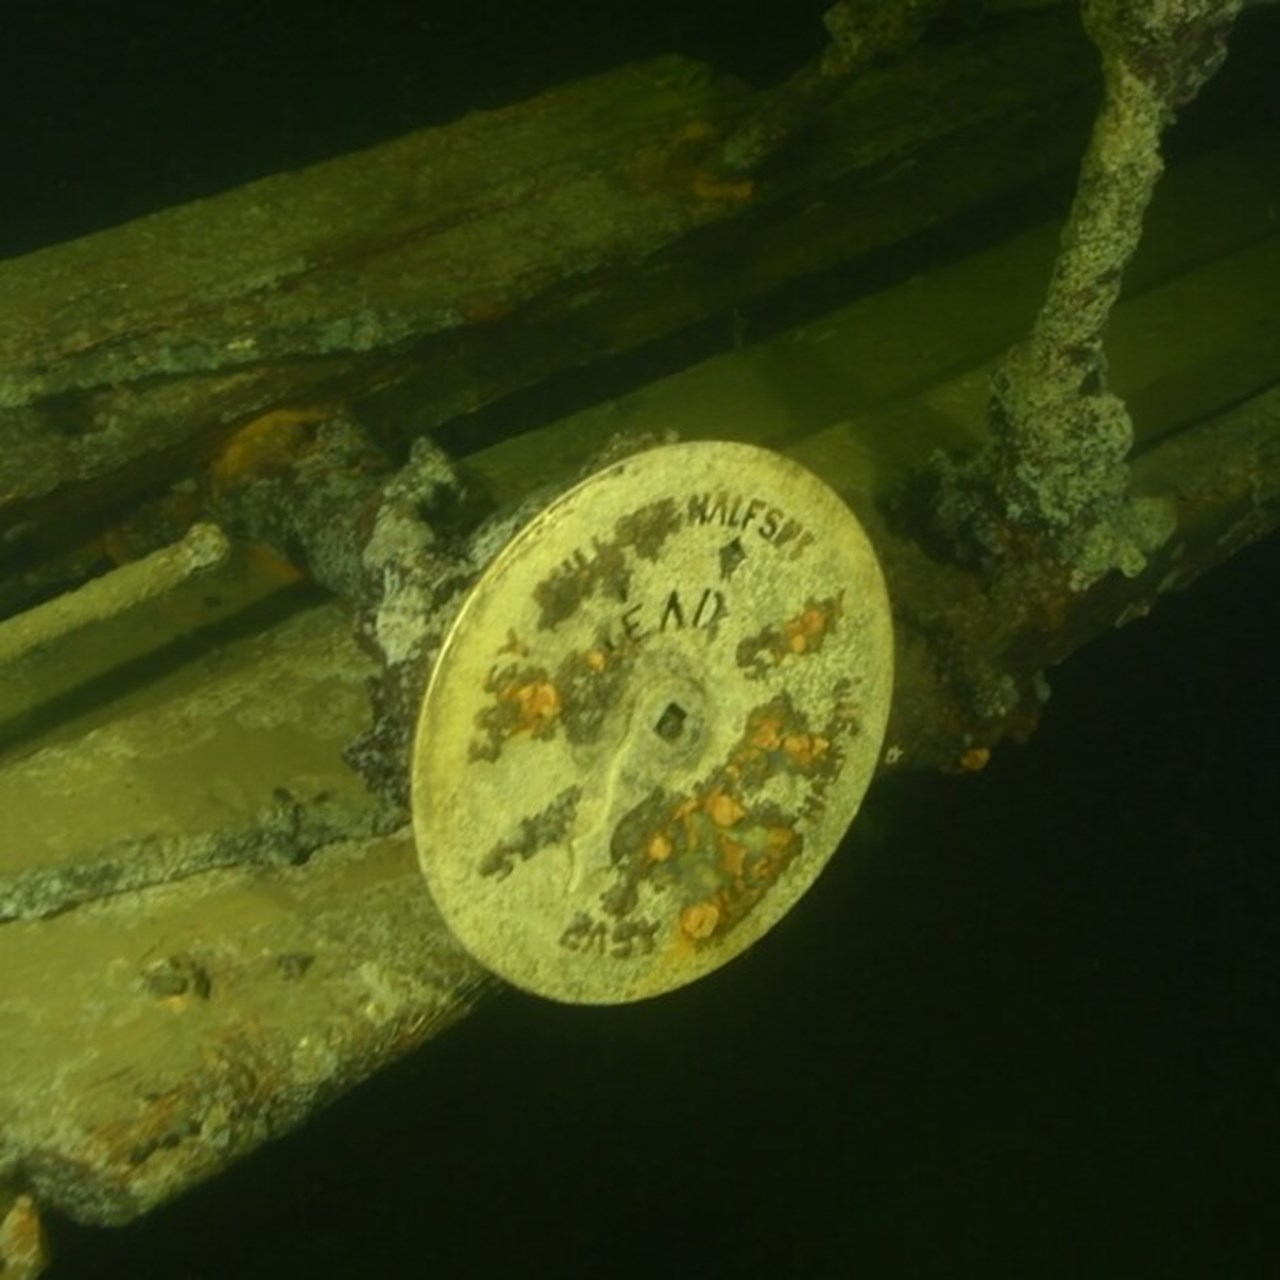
0 7 1278 1241
1 11 1105 592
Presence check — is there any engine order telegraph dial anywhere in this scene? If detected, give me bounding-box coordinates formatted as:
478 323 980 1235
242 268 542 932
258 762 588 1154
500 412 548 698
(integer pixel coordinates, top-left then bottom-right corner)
411 441 893 1002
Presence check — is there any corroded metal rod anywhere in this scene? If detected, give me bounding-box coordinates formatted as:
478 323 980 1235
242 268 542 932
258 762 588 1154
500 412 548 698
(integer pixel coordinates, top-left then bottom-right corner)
935 0 1244 583
0 523 228 668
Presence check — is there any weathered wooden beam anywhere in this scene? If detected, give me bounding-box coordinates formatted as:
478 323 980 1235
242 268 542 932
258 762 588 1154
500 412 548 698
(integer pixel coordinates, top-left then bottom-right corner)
0 12 1102 595
0 827 489 1226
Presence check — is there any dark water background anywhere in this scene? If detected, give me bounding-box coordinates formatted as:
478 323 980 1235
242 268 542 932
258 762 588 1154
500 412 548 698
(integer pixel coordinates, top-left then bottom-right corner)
5 1 1278 1275
1 0 830 259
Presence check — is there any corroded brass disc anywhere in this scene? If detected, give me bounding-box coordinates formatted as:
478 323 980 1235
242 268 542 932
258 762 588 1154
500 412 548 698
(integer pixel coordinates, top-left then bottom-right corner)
411 441 893 1003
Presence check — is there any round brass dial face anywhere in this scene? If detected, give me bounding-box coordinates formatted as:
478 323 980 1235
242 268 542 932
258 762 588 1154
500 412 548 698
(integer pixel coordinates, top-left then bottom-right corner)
411 441 893 1003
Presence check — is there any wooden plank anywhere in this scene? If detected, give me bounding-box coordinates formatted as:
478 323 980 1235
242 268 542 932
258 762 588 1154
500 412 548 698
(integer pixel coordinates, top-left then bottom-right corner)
0 13 1101 575
0 831 487 1225
462 134 1280 502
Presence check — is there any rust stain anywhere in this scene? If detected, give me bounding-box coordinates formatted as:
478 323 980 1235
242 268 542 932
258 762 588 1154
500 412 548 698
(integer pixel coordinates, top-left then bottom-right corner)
956 745 991 773
689 170 754 204
737 592 845 675
470 659 563 761
244 541 307 584
679 899 721 941
210 405 332 492
602 692 848 955
87 1085 196 1174
0 1193 47 1275
460 293 513 324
